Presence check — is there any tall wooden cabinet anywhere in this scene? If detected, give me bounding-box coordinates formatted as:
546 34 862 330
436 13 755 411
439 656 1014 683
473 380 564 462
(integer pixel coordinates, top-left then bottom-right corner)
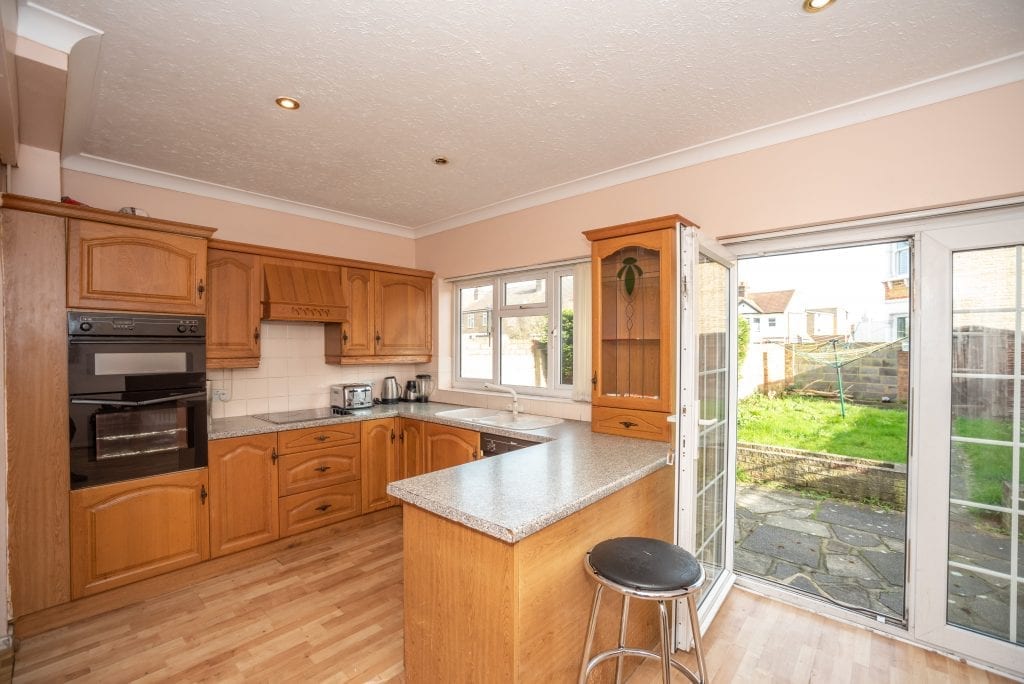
70 469 210 599
206 249 262 368
208 433 279 558
584 215 694 442
327 269 432 364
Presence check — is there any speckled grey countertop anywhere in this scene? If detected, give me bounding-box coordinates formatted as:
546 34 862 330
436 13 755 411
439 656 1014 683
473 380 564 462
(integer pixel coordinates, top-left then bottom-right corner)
209 402 670 543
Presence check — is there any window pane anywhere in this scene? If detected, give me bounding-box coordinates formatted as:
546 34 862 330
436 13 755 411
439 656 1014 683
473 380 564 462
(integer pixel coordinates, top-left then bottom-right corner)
505 278 546 306
500 315 549 388
460 285 493 380
560 275 574 385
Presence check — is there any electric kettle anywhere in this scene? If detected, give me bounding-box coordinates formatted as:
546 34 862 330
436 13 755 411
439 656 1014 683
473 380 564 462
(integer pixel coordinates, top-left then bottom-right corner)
403 380 419 402
380 376 401 404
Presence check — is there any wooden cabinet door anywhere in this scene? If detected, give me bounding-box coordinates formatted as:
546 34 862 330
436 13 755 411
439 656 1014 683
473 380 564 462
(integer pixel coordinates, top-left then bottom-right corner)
340 267 375 356
67 220 207 314
399 418 426 479
206 249 261 368
375 272 432 357
591 228 674 413
208 434 279 558
70 469 210 598
361 418 398 512
424 422 480 473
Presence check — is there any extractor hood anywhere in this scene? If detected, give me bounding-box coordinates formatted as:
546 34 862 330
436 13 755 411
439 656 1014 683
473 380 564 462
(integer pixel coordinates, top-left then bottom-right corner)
263 261 348 323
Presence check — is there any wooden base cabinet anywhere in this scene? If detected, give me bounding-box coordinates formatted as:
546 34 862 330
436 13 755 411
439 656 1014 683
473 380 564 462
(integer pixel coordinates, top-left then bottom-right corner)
398 418 426 479
424 422 480 472
361 418 399 512
70 469 210 599
208 434 279 558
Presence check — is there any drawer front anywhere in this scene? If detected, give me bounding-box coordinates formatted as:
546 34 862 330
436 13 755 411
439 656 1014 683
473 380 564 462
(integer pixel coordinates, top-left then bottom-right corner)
278 444 360 497
277 423 361 454
591 407 671 442
279 482 361 537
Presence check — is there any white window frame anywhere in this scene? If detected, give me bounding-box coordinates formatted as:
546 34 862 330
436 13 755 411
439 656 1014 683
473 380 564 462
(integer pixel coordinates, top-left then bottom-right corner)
452 264 577 398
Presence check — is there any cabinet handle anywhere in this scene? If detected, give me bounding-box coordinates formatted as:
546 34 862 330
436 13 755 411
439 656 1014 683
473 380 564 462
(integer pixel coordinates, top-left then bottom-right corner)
399 430 405 443
341 331 349 345
200 484 208 504
315 503 332 513
314 465 331 473
375 331 382 345
390 429 395 443
271 447 279 463
592 371 598 388
254 327 261 342
620 421 637 429
197 279 206 299
472 450 478 460
315 434 329 442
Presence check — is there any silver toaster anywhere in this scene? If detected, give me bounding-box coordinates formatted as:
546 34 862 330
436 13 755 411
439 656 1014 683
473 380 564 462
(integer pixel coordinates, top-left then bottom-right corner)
331 383 373 410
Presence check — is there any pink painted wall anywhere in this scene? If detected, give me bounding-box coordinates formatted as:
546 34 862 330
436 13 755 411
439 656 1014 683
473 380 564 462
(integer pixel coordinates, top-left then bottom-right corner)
61 170 417 266
414 82 1024 278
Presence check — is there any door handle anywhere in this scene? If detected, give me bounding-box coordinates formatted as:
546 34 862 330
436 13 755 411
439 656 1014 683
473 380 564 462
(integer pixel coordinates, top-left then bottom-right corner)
315 503 332 513
271 448 278 464
314 465 331 473
620 421 637 429
197 279 206 299
315 434 329 442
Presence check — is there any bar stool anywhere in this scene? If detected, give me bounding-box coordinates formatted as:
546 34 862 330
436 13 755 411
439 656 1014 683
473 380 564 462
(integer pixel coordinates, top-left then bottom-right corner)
578 537 708 684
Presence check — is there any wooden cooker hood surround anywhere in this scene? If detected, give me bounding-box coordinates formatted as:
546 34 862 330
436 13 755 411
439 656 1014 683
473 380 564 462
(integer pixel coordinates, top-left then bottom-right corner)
262 261 348 323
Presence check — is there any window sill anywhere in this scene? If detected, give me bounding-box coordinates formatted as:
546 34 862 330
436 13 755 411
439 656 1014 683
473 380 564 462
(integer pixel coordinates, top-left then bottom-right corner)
432 388 591 422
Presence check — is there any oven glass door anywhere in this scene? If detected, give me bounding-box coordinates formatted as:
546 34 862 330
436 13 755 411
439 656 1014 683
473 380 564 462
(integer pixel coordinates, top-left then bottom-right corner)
70 389 208 489
68 338 206 395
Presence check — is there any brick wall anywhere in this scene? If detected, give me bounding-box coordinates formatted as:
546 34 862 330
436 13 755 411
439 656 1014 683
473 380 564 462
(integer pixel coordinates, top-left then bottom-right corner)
738 442 907 509
789 344 907 403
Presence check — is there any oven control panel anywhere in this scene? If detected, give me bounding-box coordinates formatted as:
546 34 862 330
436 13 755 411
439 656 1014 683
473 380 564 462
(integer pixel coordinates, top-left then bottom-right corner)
69 311 206 337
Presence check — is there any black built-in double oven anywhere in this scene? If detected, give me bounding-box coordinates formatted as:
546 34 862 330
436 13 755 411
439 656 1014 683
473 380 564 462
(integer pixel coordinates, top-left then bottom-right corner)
68 311 208 490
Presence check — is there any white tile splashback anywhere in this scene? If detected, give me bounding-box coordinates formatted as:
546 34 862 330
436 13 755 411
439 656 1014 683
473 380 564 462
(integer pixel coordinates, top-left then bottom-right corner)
207 321 418 419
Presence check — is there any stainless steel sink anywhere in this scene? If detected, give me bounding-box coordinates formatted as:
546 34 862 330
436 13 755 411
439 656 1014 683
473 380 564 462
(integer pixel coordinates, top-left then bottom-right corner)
435 407 563 430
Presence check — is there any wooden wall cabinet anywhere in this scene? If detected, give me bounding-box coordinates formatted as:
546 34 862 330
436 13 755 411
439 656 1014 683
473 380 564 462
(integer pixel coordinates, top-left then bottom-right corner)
208 434 279 558
277 424 363 536
424 422 480 472
327 269 432 364
361 418 399 513
585 216 689 443
206 249 262 368
67 220 210 314
70 469 210 599
398 418 426 480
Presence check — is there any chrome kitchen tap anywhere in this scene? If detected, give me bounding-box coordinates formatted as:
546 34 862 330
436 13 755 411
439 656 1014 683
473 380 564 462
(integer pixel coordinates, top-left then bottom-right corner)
483 383 520 418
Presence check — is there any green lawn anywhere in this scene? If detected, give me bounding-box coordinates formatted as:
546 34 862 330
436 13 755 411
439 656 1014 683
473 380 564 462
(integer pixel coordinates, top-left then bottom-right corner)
738 394 908 463
954 416 1015 507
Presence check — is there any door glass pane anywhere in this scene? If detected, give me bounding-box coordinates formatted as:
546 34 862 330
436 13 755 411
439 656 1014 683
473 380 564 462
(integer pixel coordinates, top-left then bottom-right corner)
500 315 549 388
505 278 546 306
599 246 661 399
460 285 493 380
695 253 730 599
560 275 574 386
947 244 1022 644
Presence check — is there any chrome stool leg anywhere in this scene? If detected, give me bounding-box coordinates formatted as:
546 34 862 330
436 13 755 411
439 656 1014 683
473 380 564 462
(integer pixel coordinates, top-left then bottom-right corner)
686 592 708 684
615 594 630 684
578 583 604 684
658 600 672 684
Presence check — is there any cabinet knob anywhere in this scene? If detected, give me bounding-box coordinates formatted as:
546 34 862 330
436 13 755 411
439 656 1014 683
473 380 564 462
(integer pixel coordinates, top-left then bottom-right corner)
314 465 331 473
254 327 261 342
375 331 382 345
315 434 329 442
271 448 279 463
390 429 396 443
341 331 349 345
592 372 597 388
472 450 478 460
200 485 208 504
197 279 206 299
315 503 332 513
620 421 637 429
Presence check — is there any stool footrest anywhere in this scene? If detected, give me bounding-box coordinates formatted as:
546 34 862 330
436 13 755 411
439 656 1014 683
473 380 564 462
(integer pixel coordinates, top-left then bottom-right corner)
583 647 702 684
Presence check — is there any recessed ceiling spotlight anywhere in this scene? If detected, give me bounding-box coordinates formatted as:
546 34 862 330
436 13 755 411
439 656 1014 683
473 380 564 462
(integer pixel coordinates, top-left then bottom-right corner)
433 157 449 165
803 0 836 12
275 96 301 110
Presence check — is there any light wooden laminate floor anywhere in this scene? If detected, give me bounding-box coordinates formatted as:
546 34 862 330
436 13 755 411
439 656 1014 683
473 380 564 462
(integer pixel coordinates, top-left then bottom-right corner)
13 514 1016 683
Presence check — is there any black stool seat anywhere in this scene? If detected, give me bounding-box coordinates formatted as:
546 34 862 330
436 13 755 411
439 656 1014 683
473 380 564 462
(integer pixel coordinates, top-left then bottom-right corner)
589 537 702 592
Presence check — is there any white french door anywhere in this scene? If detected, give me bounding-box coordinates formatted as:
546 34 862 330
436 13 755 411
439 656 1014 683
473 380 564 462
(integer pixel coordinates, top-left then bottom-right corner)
675 226 738 644
915 214 1024 675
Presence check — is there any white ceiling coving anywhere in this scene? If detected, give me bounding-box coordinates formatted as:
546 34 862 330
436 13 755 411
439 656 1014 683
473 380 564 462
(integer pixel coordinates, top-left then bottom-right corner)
23 0 1024 235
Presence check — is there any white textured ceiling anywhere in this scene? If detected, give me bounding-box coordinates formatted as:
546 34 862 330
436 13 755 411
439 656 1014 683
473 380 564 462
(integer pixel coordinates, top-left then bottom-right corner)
30 0 1024 230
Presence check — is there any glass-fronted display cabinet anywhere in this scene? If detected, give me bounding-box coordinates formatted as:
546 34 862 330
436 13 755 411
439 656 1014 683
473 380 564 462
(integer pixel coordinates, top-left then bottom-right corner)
584 215 695 441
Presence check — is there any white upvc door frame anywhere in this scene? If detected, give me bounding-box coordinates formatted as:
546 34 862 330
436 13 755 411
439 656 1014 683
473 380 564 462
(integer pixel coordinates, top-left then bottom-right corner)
675 225 739 647
723 199 1024 678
